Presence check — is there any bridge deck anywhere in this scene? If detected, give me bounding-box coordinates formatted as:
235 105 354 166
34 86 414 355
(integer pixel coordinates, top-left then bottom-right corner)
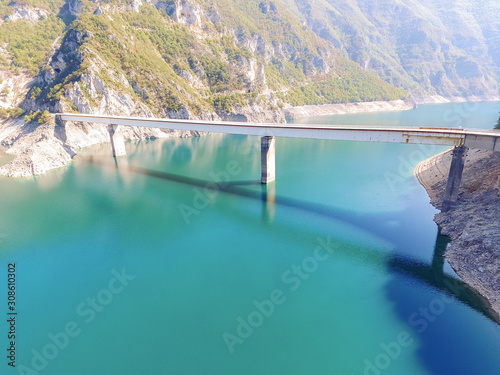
57 113 500 150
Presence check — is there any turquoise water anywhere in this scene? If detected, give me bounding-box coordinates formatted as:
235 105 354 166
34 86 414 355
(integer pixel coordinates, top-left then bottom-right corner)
1 102 500 375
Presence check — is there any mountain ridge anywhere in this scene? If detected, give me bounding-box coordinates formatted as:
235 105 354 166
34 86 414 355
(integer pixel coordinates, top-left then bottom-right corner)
289 0 500 100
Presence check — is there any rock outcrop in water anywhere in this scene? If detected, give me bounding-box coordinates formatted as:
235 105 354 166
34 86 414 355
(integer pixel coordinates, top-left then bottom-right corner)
415 148 500 316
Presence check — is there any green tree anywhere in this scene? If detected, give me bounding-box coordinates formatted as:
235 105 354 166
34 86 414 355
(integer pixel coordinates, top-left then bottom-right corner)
495 112 500 130
30 86 42 99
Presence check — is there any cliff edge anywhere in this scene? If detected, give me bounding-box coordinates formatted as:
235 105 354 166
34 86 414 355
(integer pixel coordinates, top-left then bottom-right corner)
415 148 500 316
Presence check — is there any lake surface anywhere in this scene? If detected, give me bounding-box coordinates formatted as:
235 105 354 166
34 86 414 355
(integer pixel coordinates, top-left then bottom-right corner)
1 102 500 375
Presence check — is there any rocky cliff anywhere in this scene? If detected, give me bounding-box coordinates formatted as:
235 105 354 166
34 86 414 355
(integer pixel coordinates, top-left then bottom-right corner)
415 148 500 316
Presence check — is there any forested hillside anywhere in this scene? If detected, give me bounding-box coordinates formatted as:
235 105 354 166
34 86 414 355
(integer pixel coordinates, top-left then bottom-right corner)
287 0 500 100
0 0 406 121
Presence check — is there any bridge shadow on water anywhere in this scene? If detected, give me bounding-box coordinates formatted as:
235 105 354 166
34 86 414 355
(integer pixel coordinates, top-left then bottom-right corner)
85 156 500 373
84 156 500 321
385 233 500 375
387 234 499 324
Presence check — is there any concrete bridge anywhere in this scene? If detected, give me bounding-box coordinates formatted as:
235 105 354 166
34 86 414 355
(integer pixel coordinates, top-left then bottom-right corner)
56 113 500 211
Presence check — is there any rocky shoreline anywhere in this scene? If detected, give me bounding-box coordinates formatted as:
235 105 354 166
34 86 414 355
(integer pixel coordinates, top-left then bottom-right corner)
283 95 500 121
415 148 500 316
412 94 500 105
0 117 199 177
284 99 414 120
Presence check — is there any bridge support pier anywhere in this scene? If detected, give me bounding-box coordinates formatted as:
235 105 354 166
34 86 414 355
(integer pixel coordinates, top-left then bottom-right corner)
108 124 126 157
261 136 276 184
442 146 468 212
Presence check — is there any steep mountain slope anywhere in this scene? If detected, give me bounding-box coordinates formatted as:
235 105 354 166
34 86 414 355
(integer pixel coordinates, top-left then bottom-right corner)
1 0 406 119
289 0 500 101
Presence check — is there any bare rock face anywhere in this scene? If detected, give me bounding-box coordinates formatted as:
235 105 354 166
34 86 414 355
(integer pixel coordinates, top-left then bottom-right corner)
130 0 143 12
435 188 500 315
238 33 274 62
65 72 152 117
156 0 204 29
416 149 500 316
0 138 74 177
174 68 204 89
0 121 74 177
60 0 83 17
0 68 32 109
5 4 48 23
218 103 285 123
244 58 267 88
284 100 413 120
